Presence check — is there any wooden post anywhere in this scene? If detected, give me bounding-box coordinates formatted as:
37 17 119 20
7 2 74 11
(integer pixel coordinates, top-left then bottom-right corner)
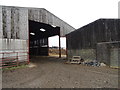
59 34 61 58
17 52 19 66
55 26 61 58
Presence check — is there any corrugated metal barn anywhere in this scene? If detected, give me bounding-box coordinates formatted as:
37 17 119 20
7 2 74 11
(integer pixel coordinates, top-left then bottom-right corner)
66 19 120 67
0 6 75 67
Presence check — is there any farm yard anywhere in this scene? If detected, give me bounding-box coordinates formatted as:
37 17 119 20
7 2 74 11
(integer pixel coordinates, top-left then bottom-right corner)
0 6 119 89
2 56 118 88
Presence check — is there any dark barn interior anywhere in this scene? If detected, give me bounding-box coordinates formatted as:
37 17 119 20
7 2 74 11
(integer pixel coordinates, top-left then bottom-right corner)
29 20 60 56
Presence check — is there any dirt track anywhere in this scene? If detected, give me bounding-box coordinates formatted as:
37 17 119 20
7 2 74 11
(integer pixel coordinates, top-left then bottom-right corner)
2 56 118 88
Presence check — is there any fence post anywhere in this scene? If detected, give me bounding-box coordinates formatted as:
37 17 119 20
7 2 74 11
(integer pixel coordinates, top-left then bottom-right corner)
17 52 19 66
27 52 30 64
2 53 4 68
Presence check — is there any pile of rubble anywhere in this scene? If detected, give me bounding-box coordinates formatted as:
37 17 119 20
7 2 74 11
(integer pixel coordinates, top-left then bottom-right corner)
66 56 107 67
81 60 106 67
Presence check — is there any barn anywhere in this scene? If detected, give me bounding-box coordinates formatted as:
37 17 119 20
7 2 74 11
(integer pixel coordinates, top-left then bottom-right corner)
66 19 120 68
0 6 75 67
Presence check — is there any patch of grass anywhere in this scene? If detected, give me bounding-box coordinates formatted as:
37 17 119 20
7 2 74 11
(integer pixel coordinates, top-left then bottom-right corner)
2 65 28 71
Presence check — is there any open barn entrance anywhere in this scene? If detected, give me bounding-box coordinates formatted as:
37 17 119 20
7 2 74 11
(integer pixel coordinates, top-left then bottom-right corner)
49 35 66 57
29 20 61 59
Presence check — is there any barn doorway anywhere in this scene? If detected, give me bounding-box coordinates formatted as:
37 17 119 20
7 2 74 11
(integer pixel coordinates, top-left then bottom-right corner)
29 20 61 60
49 35 66 57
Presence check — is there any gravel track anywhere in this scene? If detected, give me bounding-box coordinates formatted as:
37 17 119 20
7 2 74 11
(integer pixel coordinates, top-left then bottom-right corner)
2 56 118 88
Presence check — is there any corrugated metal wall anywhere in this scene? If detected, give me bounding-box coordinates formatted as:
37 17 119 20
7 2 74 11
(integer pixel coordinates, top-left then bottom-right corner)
1 6 29 64
0 6 2 56
0 5 2 73
28 8 75 36
66 19 120 67
0 6 75 66
0 6 75 37
67 19 120 49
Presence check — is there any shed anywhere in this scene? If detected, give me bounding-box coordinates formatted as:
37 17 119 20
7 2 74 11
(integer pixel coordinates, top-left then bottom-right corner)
66 19 120 67
0 6 75 67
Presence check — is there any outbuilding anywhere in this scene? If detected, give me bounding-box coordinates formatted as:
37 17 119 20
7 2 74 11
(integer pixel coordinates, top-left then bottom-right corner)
66 19 120 68
0 6 75 67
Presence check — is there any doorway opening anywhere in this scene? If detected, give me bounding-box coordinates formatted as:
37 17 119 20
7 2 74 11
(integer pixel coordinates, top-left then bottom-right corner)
29 20 61 60
49 36 66 57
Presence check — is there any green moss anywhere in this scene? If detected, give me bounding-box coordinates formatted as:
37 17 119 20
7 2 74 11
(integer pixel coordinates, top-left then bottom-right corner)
2 64 28 71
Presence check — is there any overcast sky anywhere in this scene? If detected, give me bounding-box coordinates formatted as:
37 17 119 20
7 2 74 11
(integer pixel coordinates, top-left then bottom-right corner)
0 0 119 48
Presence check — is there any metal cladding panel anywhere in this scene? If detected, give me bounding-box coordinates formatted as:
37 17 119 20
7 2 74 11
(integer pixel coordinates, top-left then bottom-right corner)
2 38 28 62
0 7 2 81
19 8 28 40
0 5 75 62
0 6 2 38
1 6 29 51
0 6 2 52
2 39 28 51
1 6 28 40
2 7 11 39
0 39 2 51
46 10 53 25
1 6 75 37
28 8 75 36
11 7 19 39
1 6 29 63
67 19 120 50
28 9 40 22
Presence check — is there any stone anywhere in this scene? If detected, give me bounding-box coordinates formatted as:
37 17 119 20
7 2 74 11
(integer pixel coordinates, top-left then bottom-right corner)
100 63 106 67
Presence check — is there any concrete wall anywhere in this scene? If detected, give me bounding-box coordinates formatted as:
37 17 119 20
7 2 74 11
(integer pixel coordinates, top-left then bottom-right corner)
67 49 96 61
97 41 120 67
110 48 120 68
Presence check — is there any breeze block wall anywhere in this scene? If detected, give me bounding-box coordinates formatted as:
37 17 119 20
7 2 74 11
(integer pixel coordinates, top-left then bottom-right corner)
97 41 120 68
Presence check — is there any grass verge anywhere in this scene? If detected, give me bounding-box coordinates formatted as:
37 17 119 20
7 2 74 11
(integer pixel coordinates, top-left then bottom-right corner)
2 65 28 71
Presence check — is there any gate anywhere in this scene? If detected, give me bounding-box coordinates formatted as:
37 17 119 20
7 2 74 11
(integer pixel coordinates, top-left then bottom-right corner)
0 52 29 68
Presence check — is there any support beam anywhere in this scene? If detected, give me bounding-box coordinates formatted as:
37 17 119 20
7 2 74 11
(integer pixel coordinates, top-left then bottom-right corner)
59 35 61 58
58 27 61 58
